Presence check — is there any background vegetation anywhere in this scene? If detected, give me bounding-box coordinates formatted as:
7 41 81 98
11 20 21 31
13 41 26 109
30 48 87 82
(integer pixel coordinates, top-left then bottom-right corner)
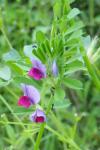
0 0 100 150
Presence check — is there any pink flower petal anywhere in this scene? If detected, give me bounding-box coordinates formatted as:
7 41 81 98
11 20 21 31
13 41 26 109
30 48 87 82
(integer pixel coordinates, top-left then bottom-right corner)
35 116 44 123
18 96 31 108
28 67 44 80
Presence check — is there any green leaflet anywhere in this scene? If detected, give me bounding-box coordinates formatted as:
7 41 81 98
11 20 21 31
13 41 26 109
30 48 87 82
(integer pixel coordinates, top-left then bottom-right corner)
67 8 80 20
36 31 45 43
0 66 11 81
54 87 65 101
14 76 41 90
63 77 83 90
2 49 21 62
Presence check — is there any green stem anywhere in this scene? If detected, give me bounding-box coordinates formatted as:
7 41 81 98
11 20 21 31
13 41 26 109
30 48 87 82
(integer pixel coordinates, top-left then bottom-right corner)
83 54 100 90
5 86 18 99
0 95 24 128
46 96 53 115
0 11 13 49
1 27 13 49
34 123 45 150
34 95 54 150
45 125 81 150
0 95 35 145
0 120 37 127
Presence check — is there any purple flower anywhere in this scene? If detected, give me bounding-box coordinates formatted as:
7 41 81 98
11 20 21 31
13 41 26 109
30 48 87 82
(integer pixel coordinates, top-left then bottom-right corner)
28 58 46 80
52 60 58 77
30 109 46 123
18 84 40 108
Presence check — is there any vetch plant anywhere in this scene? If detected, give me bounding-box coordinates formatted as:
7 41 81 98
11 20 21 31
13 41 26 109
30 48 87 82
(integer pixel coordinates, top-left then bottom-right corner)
0 0 100 150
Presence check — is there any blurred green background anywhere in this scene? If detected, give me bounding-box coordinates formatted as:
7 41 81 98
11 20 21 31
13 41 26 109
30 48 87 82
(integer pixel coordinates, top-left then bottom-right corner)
0 0 100 150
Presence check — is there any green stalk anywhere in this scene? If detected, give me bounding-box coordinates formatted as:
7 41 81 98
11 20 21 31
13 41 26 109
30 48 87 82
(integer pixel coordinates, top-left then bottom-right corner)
1 27 13 49
46 96 54 115
83 54 100 90
0 95 35 145
0 121 36 126
34 95 54 150
34 123 45 150
5 86 18 99
0 9 13 49
45 125 81 150
0 95 24 128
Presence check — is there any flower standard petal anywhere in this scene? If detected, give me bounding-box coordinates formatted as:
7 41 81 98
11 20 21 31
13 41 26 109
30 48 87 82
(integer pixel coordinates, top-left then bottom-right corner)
31 58 43 68
52 60 58 77
30 109 46 123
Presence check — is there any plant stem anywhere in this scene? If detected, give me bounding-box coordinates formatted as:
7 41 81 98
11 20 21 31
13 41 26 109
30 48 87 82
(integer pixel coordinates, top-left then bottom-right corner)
0 95 24 128
0 10 13 49
34 123 45 150
45 125 81 150
1 27 13 49
34 95 53 150
80 46 100 91
0 95 35 145
46 96 53 115
5 86 18 99
83 54 100 91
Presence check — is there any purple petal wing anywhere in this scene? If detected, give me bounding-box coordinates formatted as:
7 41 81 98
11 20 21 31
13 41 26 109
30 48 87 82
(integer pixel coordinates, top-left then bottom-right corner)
31 58 42 68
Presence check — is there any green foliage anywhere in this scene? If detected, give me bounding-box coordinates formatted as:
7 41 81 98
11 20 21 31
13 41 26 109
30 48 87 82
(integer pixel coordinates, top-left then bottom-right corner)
2 49 21 62
0 66 11 81
67 8 80 20
63 77 83 90
54 87 65 101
